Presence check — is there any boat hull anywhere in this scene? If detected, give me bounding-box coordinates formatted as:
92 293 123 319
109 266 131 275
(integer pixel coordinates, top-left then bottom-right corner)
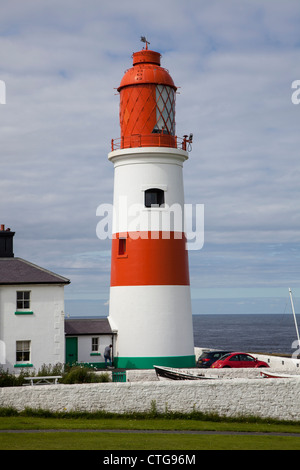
154 365 216 381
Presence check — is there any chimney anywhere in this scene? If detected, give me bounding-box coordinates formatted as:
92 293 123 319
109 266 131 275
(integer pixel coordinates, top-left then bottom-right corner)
0 224 15 258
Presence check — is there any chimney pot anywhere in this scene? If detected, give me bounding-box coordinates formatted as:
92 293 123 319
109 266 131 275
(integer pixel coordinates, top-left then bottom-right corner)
0 224 4 231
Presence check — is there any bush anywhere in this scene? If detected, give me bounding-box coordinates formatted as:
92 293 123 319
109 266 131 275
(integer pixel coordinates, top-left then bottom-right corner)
0 369 28 387
0 363 110 386
36 363 65 377
60 366 110 384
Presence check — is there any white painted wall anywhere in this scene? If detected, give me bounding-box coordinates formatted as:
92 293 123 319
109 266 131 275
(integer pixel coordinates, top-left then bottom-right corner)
76 335 113 365
108 147 188 234
107 147 194 365
2 376 300 421
109 285 194 358
0 284 65 373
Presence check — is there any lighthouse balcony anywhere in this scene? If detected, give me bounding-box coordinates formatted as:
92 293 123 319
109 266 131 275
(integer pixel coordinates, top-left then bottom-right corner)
111 134 190 152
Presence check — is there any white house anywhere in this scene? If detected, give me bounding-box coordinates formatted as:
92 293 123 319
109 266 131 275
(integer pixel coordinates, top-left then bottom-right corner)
0 225 70 374
65 318 116 368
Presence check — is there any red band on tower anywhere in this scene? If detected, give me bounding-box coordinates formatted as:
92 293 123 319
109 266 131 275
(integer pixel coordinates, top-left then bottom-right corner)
111 232 190 286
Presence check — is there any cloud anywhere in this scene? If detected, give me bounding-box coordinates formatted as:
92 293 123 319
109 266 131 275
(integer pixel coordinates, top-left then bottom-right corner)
0 0 300 313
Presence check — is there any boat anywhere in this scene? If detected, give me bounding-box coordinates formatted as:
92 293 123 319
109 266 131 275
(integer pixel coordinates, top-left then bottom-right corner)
154 365 217 381
260 370 300 379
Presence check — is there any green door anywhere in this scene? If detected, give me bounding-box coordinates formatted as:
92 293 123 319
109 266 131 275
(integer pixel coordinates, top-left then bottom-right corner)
65 337 78 365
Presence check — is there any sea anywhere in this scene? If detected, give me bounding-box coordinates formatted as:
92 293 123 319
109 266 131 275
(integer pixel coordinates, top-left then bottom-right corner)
67 300 300 357
192 314 300 356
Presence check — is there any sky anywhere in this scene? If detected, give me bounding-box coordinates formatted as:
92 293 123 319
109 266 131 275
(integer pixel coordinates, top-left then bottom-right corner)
0 0 300 317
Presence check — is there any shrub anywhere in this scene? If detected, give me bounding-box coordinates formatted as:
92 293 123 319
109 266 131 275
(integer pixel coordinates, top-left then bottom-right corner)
0 363 110 386
0 369 28 387
36 363 65 377
60 366 110 384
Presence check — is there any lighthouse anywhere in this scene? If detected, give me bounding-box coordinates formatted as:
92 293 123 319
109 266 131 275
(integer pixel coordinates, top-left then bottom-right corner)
107 39 195 369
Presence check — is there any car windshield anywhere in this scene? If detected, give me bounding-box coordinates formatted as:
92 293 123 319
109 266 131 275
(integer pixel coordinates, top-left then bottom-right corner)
198 351 232 363
219 353 231 360
213 352 227 359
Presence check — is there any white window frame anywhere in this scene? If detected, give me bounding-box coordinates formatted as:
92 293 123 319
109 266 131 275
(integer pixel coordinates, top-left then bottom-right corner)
91 337 99 352
16 340 31 363
16 291 31 310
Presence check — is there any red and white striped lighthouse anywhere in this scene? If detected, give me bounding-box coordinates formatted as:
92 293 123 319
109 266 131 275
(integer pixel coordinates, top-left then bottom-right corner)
108 40 195 369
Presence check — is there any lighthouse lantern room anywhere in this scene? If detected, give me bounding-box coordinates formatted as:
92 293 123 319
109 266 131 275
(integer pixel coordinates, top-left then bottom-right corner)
108 39 195 369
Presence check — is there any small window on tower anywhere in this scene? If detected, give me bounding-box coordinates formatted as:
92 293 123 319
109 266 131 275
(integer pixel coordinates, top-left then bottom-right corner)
118 238 127 256
145 188 165 208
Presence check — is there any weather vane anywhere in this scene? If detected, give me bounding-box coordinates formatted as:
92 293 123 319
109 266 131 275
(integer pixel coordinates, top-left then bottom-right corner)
140 36 150 49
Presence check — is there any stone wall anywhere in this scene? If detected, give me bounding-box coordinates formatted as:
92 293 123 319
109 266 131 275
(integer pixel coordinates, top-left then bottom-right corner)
1 375 300 421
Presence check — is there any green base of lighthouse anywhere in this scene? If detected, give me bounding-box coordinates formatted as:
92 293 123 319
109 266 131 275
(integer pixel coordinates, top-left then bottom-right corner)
113 355 196 370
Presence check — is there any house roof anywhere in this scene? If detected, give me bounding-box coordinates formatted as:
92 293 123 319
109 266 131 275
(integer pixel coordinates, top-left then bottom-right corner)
65 318 113 336
0 257 70 285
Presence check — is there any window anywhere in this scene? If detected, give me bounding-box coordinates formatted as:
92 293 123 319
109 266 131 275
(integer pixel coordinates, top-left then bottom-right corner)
92 337 99 352
145 188 165 208
153 85 176 135
229 355 239 362
16 341 31 362
243 355 255 362
16 291 30 310
118 238 127 256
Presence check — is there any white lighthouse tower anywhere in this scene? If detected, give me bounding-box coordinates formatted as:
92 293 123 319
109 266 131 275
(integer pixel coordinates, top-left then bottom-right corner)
108 40 195 369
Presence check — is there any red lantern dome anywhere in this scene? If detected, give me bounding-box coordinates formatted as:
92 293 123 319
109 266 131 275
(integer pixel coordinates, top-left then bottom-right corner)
114 43 178 149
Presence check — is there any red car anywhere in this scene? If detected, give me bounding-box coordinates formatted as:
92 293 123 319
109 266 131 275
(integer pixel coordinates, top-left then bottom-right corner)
211 352 269 369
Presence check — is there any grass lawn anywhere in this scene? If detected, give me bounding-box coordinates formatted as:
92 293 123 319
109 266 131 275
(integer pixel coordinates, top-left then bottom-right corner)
1 413 300 450
1 430 300 450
